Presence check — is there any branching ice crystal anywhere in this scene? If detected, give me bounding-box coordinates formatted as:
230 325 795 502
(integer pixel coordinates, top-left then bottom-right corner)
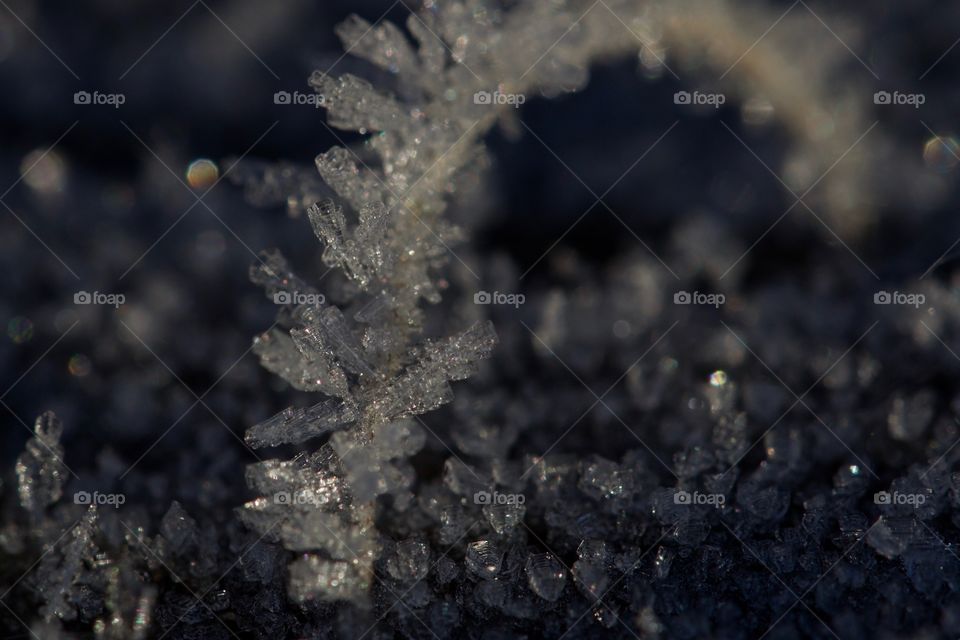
16 411 66 517
234 0 883 612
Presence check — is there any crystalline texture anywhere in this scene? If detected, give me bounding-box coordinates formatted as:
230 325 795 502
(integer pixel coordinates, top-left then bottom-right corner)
386 539 430 583
308 198 392 289
465 540 503 580
253 328 349 396
525 553 566 602
246 399 357 449
16 411 66 515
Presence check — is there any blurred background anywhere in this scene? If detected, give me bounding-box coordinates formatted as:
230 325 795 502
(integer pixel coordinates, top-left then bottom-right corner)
1 0 959 512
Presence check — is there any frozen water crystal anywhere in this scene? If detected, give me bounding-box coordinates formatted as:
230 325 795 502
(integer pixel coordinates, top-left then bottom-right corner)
465 540 503 580
246 399 357 449
159 501 198 550
482 501 525 535
16 411 66 515
572 559 609 601
288 555 368 604
386 539 430 583
525 553 566 602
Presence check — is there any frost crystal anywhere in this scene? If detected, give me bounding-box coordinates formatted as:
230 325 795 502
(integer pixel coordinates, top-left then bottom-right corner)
16 411 66 515
222 0 891 630
525 553 567 602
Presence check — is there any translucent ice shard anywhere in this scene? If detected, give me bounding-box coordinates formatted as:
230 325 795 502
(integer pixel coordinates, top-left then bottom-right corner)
334 15 419 77
572 559 609 601
386 539 430 583
288 555 370 605
296 305 372 377
525 553 566 602
308 198 392 289
159 501 198 550
313 146 388 214
483 500 525 535
465 540 503 580
246 399 357 449
308 72 406 135
249 249 317 302
254 328 349 396
16 411 67 515
37 505 98 622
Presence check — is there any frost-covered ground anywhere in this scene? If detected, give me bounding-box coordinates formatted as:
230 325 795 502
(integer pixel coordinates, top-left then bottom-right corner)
3 1 960 638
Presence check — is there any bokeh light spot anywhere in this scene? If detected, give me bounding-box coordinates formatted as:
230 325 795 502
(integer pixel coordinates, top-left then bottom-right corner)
186 158 219 189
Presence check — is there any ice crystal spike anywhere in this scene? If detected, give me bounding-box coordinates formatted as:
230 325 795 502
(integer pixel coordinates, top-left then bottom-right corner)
308 72 406 134
308 198 392 289
254 328 349 396
313 147 387 214
249 249 316 300
16 411 66 514
37 505 98 622
296 305 373 377
334 15 419 78
246 399 357 449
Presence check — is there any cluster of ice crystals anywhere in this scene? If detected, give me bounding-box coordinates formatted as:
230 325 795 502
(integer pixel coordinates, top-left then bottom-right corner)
217 0 906 633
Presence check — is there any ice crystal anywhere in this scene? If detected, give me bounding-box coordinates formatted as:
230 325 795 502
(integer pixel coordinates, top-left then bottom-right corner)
3 1 936 638
525 553 567 602
15 411 66 515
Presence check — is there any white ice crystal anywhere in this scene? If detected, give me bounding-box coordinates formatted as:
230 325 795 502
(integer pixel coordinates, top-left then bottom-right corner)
239 0 879 607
